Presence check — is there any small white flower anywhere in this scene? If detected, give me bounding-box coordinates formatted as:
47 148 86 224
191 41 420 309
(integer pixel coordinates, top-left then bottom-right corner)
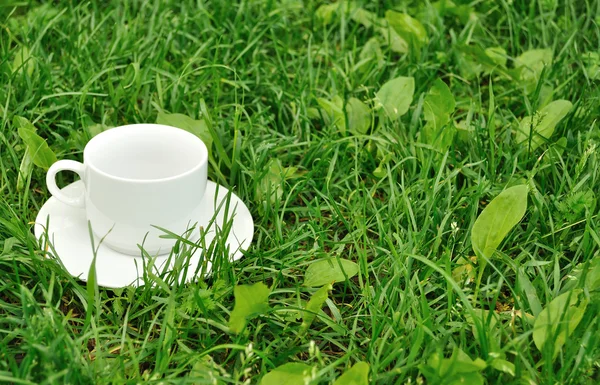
245 343 254 359
451 221 459 234
308 340 316 357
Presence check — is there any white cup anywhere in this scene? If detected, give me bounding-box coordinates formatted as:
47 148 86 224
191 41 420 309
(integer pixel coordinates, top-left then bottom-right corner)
46 124 208 256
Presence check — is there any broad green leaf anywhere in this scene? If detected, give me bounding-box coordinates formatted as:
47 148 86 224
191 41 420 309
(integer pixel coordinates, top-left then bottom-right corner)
433 1 475 24
17 147 33 192
514 48 553 93
385 11 428 50
537 85 555 109
359 37 383 65
257 158 302 204
450 348 487 374
18 126 58 170
452 6 477 24
429 0 458 17
485 47 507 67
375 76 415 120
376 25 408 53
455 45 485 79
562 254 600 293
457 57 483 80
471 185 528 260
422 78 456 152
304 258 359 287
228 282 271 334
13 115 36 131
2 238 19 255
333 362 369 385
300 284 331 335
15 117 57 170
260 363 316 385
421 348 486 384
455 120 475 142
515 48 553 71
490 358 515 376
350 8 377 28
548 136 568 160
86 251 98 315
156 112 213 154
582 52 600 80
457 45 507 79
580 255 600 292
12 46 35 76
307 107 321 120
372 153 392 179
423 79 455 118
447 372 484 385
533 289 587 357
84 222 100 328
372 163 386 178
317 96 346 133
516 100 572 149
352 8 410 54
346 98 371 134
315 3 339 25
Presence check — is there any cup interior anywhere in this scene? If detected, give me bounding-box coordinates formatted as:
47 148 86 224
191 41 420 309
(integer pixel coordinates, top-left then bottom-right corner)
85 124 207 181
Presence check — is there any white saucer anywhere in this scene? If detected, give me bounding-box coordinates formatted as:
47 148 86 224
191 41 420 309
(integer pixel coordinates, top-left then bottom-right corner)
34 180 254 288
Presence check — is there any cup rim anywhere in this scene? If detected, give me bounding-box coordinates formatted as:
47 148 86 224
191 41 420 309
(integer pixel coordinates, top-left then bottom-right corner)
83 123 208 183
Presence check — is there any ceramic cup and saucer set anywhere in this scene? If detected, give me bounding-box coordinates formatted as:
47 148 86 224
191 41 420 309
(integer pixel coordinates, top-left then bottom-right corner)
35 124 254 288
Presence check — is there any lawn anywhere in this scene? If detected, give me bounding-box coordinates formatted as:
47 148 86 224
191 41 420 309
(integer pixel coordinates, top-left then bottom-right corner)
1 0 600 384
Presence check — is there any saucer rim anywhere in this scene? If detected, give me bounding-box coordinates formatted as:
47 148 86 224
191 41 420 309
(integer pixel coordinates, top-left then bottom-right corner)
34 180 254 288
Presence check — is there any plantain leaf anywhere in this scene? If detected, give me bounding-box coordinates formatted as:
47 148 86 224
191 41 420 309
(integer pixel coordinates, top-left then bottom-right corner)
582 52 600 80
260 363 316 385
346 98 371 135
300 284 332 335
421 78 456 152
15 116 57 170
376 25 408 53
12 46 35 76
515 100 572 150
256 159 302 204
420 348 486 385
304 258 359 287
514 48 553 93
471 185 528 260
317 95 346 133
228 282 270 334
375 76 415 120
562 254 600 293
385 11 428 52
315 3 339 25
333 362 370 385
533 289 587 358
350 8 377 28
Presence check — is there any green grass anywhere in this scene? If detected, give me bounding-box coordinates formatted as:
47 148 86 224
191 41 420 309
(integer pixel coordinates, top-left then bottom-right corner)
1 0 600 384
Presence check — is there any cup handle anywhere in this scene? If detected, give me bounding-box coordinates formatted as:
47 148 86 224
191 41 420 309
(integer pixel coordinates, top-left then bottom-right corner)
46 160 86 208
